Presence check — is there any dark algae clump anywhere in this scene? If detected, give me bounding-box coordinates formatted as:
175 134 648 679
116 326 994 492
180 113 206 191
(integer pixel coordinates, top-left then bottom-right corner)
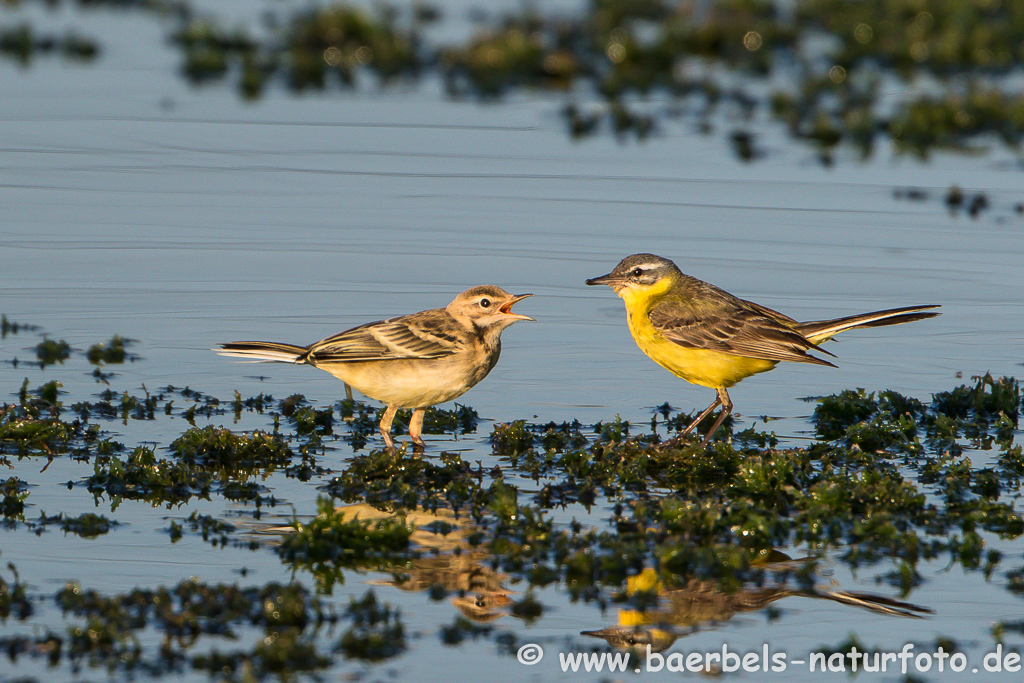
171 425 293 472
34 337 71 368
86 335 138 365
0 388 82 458
1 477 29 524
321 448 486 513
54 512 117 538
336 590 407 661
0 562 32 621
277 499 416 592
40 577 399 677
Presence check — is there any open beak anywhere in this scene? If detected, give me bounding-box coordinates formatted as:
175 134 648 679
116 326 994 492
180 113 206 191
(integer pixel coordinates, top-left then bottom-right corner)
499 293 534 321
585 272 622 287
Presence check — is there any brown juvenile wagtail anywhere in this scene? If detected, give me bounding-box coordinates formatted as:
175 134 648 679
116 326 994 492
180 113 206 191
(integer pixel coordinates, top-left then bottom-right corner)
216 285 532 449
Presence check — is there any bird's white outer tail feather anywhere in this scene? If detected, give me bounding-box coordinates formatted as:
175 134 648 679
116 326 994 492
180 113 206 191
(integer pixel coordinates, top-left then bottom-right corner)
215 341 306 363
820 590 932 618
800 305 941 344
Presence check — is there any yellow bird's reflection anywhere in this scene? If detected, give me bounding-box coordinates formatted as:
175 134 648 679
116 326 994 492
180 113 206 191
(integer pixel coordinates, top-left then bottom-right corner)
581 563 932 654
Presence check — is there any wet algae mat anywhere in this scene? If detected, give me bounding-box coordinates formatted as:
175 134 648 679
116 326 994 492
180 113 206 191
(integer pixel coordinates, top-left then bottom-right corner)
2 321 1023 680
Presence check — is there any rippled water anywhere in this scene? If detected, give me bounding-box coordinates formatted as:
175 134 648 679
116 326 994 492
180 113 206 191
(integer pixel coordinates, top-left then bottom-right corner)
3 4 1024 682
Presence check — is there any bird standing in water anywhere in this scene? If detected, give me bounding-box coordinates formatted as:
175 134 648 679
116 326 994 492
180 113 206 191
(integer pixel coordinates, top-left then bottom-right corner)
217 285 532 449
586 254 939 446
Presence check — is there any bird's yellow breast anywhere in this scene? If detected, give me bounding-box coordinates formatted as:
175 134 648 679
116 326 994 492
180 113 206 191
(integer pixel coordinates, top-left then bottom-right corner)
620 282 777 389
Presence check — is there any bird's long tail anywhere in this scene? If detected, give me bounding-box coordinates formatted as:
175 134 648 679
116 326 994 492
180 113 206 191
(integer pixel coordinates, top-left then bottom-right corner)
817 590 933 618
799 305 940 344
215 341 308 363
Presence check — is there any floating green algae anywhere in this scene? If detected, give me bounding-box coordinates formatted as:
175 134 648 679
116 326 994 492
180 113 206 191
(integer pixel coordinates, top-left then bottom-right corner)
0 395 81 458
1 477 28 525
0 315 39 338
336 590 406 661
169 5 420 100
0 577 405 678
86 446 217 509
34 337 71 368
216 0 1024 157
86 335 137 365
54 512 117 538
0 560 32 622
7 0 1024 157
277 498 415 593
490 419 535 456
171 425 292 472
0 23 99 66
321 448 486 514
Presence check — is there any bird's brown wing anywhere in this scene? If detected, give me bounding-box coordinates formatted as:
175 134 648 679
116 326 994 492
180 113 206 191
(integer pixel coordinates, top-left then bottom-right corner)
304 309 465 363
649 299 836 367
738 298 799 326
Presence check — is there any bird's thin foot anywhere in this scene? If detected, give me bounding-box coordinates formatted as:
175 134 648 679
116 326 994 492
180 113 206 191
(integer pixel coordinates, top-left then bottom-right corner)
408 409 426 454
379 404 398 451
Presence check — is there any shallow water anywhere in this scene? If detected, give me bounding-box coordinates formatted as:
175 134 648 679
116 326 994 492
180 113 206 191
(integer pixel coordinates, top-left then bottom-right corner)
2 3 1024 682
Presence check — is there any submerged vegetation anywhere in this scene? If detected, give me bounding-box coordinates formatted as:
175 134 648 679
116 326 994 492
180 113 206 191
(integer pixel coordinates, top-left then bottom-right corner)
0 22 98 64
2 320 1024 678
5 0 1024 160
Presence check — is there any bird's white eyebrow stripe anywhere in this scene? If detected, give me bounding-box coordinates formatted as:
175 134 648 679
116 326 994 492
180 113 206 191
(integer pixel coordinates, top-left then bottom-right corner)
633 262 662 271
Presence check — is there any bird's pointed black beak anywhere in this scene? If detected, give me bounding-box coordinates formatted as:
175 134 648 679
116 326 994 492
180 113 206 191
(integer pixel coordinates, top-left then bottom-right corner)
585 272 620 286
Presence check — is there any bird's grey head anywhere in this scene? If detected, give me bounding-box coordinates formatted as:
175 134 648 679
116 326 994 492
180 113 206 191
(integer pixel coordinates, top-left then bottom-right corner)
579 626 678 654
585 253 681 292
447 285 534 339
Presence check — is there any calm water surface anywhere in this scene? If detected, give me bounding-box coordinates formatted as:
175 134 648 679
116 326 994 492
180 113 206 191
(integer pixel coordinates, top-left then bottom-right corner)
2 5 1024 682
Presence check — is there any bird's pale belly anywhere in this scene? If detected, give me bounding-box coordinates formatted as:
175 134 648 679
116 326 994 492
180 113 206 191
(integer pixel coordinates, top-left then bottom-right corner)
627 317 777 389
318 353 496 408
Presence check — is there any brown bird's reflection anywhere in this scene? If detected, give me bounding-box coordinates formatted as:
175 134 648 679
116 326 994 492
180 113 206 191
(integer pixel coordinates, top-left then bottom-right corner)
330 504 516 622
581 561 933 655
376 552 514 623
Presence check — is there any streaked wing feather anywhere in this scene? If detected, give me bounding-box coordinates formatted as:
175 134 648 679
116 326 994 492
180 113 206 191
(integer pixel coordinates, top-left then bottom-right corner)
306 310 462 363
739 298 799 326
650 302 836 367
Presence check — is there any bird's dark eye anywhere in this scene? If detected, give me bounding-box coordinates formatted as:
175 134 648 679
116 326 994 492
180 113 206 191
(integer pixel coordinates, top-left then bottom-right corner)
631 268 644 278
480 298 491 308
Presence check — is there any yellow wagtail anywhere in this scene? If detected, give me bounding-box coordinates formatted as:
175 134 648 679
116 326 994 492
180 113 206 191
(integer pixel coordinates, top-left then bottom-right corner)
216 285 532 449
586 253 940 445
